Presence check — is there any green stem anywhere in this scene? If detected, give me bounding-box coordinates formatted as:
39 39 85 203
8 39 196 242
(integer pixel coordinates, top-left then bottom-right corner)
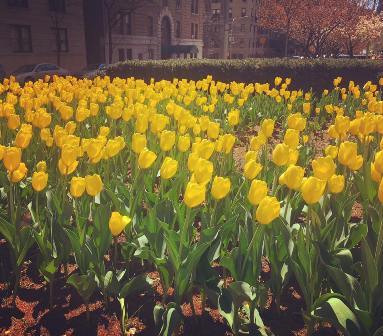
179 207 191 259
375 204 383 262
240 224 261 279
208 200 217 228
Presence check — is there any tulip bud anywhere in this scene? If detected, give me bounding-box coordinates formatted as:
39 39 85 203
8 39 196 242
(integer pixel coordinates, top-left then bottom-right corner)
301 176 326 204
248 179 268 205
211 176 231 200
109 212 131 236
184 182 206 208
32 171 48 192
256 196 280 225
160 157 178 180
85 174 103 196
138 148 157 169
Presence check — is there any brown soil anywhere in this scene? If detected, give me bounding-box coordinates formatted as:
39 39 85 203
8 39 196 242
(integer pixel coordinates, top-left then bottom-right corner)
0 254 340 336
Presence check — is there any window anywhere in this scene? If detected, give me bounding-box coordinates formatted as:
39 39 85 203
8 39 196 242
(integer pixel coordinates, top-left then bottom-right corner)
52 28 69 52
176 0 181 9
191 0 198 14
148 49 154 59
49 0 66 12
118 49 125 61
12 25 32 52
148 16 154 36
119 13 132 35
241 8 246 17
191 23 198 39
176 21 181 38
126 49 132 60
52 28 68 52
228 8 232 18
8 0 28 7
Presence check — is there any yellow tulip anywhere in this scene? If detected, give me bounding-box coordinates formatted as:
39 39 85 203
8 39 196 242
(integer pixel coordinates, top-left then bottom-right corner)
371 162 382 183
70 177 86 198
325 145 338 159
36 160 47 172
61 144 79 167
221 134 236 154
211 176 231 200
178 135 191 152
160 130 176 152
10 162 27 183
334 115 350 135
3 147 22 172
160 157 178 179
255 196 280 225
138 148 157 169
15 128 33 149
0 145 5 160
272 143 290 166
312 156 336 181
348 155 363 171
328 175 345 194
260 119 275 137
184 182 206 208
338 141 358 168
284 129 300 149
287 113 306 131
379 179 383 204
85 174 103 196
32 171 48 192
301 176 326 204
279 165 304 190
194 158 214 185
374 151 383 174
303 102 311 114
228 109 240 126
207 121 220 139
7 114 21 130
58 159 78 176
196 139 215 159
132 133 147 154
109 212 131 236
244 159 262 180
248 179 268 205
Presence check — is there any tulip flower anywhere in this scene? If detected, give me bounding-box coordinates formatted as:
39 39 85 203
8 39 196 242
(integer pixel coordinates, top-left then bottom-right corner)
184 182 206 208
211 176 231 200
70 177 86 198
312 156 336 181
256 196 280 225
279 165 304 190
160 157 178 180
328 175 345 194
109 212 131 236
85 174 103 196
301 176 326 205
248 179 268 206
32 171 48 192
3 147 22 172
138 148 157 169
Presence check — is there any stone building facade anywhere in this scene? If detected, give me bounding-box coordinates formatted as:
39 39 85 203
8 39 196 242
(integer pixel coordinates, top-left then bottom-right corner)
0 0 87 74
84 0 208 64
203 0 284 59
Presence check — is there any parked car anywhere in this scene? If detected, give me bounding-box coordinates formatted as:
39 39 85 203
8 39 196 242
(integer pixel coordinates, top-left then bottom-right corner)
0 64 6 81
12 63 69 83
75 64 106 79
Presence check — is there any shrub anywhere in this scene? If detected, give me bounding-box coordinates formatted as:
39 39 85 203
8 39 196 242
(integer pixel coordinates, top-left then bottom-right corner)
106 58 383 93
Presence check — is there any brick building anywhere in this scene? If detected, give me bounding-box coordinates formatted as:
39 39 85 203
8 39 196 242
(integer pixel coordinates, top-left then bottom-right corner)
203 0 284 59
84 0 208 64
0 0 87 74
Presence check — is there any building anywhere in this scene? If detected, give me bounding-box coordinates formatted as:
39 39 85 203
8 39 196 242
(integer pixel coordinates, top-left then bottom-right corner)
203 0 286 59
0 0 87 74
84 0 208 64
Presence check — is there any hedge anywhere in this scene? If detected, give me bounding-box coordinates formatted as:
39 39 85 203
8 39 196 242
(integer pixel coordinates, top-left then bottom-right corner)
106 58 383 93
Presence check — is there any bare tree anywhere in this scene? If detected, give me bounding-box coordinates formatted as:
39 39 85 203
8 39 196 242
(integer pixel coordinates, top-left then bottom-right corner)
102 0 156 64
50 0 79 66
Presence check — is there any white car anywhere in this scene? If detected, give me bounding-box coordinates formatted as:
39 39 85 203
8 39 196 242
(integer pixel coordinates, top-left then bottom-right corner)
12 63 69 83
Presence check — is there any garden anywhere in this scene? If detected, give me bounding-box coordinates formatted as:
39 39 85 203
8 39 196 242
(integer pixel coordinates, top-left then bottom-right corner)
0 71 383 335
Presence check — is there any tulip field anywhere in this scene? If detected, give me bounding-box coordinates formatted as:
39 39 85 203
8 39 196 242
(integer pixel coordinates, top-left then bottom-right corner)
0 75 383 335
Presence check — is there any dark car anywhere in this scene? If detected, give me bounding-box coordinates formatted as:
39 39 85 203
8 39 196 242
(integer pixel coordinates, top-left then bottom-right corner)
12 63 69 83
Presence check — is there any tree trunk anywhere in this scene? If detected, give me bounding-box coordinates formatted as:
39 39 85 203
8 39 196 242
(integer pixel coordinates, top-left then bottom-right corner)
284 25 290 57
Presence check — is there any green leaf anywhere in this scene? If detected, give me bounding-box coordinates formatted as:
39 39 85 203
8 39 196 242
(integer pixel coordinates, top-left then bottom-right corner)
312 294 361 336
159 302 182 336
218 288 235 329
120 274 153 298
361 239 378 296
67 272 96 303
347 223 368 249
0 216 15 246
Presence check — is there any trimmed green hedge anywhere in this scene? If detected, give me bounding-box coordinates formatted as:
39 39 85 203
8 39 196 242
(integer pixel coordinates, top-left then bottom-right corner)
106 58 383 92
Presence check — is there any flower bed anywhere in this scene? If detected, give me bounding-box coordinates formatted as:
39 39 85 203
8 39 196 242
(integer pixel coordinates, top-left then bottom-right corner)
0 74 383 335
